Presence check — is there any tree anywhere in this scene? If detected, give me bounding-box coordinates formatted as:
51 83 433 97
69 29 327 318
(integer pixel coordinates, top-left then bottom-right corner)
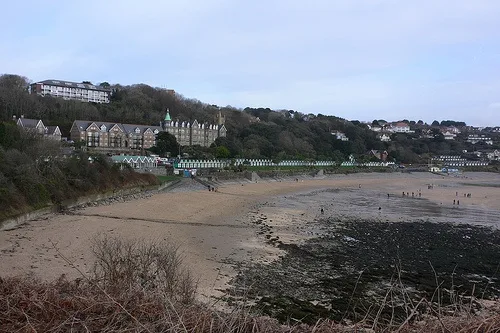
431 120 440 127
0 122 21 149
0 74 29 91
99 82 110 88
151 132 179 157
272 151 286 165
215 145 230 159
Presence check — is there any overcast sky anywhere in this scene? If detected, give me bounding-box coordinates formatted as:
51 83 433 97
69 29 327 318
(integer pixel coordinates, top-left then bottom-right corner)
2 0 500 126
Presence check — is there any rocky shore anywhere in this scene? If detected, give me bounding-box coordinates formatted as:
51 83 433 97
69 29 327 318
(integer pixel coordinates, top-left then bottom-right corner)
225 185 500 324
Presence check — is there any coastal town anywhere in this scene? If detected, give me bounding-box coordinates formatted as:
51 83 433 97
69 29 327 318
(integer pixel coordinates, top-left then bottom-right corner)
4 1 500 331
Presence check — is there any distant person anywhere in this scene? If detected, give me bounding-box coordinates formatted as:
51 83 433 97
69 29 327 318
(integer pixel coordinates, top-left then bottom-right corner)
321 208 324 214
378 207 381 210
387 193 390 198
359 184 361 188
457 200 460 205
453 199 456 205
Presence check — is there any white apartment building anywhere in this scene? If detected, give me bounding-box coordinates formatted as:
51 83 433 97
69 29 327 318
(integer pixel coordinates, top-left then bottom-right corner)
30 79 111 103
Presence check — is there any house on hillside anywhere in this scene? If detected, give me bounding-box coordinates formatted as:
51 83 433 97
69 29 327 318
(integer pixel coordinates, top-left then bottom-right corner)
377 133 391 142
486 150 500 161
331 131 349 141
30 79 111 103
70 121 162 149
441 130 456 140
70 109 227 151
368 150 388 161
420 129 435 139
45 126 62 141
467 134 493 145
442 126 461 134
15 115 62 141
16 116 46 135
389 122 411 133
161 109 226 146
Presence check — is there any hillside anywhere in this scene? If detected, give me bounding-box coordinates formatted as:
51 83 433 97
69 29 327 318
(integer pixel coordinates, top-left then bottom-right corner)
1 74 499 164
0 121 158 221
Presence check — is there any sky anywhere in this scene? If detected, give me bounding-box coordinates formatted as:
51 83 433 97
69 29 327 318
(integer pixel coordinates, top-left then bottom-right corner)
2 0 500 126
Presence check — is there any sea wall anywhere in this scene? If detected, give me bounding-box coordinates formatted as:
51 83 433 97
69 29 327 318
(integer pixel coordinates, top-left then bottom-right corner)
0 180 178 231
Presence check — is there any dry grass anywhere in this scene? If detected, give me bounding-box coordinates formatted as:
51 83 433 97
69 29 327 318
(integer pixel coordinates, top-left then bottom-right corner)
0 235 499 332
90 234 197 304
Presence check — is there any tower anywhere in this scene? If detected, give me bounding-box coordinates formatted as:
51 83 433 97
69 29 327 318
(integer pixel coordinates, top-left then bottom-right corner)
162 108 172 130
164 108 172 122
216 110 225 126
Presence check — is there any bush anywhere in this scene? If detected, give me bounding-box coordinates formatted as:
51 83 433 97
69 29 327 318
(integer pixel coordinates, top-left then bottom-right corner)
91 235 197 304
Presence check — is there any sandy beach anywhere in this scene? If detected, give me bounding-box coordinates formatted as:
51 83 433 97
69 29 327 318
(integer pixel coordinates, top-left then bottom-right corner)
1 171 500 303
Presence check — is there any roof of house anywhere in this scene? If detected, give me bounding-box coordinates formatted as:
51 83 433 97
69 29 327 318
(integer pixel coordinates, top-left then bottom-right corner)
121 124 162 134
46 126 60 135
17 118 43 128
72 120 162 134
34 79 111 92
73 120 124 132
111 155 156 163
392 122 409 127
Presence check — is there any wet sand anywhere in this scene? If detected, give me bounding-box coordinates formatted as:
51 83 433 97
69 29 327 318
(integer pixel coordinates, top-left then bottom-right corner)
1 172 500 302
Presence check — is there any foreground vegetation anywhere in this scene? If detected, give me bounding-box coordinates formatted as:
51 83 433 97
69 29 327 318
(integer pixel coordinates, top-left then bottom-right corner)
1 235 499 332
0 121 158 221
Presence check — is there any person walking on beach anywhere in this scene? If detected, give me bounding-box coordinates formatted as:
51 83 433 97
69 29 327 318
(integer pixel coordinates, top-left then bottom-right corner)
453 199 456 205
457 200 460 205
321 208 324 214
